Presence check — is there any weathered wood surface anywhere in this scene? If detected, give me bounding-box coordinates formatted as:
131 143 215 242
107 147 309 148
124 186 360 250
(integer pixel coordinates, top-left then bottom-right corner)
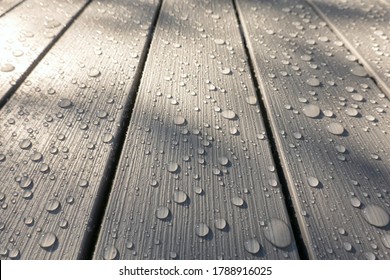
94 0 299 260
0 0 160 259
236 0 390 259
0 0 24 17
0 0 88 105
308 0 390 97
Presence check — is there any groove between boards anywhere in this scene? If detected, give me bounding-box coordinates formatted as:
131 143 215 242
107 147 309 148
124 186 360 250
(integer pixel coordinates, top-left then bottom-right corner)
0 0 93 110
0 0 26 18
80 0 164 260
232 0 310 260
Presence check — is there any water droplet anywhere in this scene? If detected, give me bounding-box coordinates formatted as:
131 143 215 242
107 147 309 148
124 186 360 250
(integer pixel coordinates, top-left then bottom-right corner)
351 93 364 102
169 251 178 259
30 152 43 162
351 66 367 77
45 199 61 212
302 104 321 118
350 197 361 208
103 245 118 260
102 133 114 143
215 218 227 230
327 123 345 135
88 68 100 77
362 204 389 227
246 96 258 105
218 156 229 166
79 179 89 188
214 38 225 45
244 239 261 254
0 154 6 162
1 63 15 72
221 67 231 75
19 177 33 189
293 132 302 139
345 108 359 117
24 216 34 226
381 233 390 248
263 218 292 248
231 196 244 207
195 223 210 237
173 190 187 204
167 162 179 173
126 241 134 250
39 232 57 249
9 249 20 259
306 78 320 87
221 110 236 120
19 139 32 150
307 176 320 188
58 98 73 109
156 206 170 220
173 116 186 126
335 145 346 153
343 242 353 252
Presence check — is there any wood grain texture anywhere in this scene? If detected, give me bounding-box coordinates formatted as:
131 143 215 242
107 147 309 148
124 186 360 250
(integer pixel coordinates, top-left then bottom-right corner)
0 0 88 104
0 0 160 259
236 0 390 259
0 0 24 17
94 0 299 260
308 0 390 97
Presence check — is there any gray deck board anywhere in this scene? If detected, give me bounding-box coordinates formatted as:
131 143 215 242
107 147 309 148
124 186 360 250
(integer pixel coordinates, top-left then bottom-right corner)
0 0 160 259
308 0 390 97
94 0 299 260
0 0 24 17
236 0 390 259
0 0 88 104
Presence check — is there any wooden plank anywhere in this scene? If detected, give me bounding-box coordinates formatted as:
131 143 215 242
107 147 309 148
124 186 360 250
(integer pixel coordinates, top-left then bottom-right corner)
94 0 299 260
236 0 390 259
0 0 160 259
0 0 24 17
0 0 88 105
307 0 390 97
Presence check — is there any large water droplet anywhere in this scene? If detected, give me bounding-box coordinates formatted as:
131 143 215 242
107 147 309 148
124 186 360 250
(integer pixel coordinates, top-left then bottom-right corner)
102 133 114 143
362 204 389 227
88 68 101 77
38 232 57 249
246 96 258 105
381 233 390 248
244 239 261 254
307 176 320 188
195 223 210 237
45 199 61 212
20 177 33 189
350 197 361 208
1 63 15 72
263 219 292 248
327 123 345 135
306 78 320 87
173 116 186 126
167 162 179 173
103 245 118 260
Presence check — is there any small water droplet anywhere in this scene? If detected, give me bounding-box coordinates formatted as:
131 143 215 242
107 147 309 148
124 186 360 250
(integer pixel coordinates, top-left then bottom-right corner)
215 218 227 230
58 98 73 109
45 199 61 212
218 156 229 166
343 242 352 252
231 196 244 207
350 197 361 208
88 68 101 77
156 206 170 220
195 223 210 237
246 96 258 105
103 245 118 260
79 179 89 188
381 233 390 248
244 239 261 254
221 110 236 120
9 248 20 259
173 116 186 126
30 152 43 162
102 133 114 143
38 232 57 249
173 190 187 204
306 78 320 87
1 63 15 72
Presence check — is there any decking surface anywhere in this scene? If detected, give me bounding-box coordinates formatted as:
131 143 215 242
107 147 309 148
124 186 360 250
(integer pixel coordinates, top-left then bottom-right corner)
0 0 389 260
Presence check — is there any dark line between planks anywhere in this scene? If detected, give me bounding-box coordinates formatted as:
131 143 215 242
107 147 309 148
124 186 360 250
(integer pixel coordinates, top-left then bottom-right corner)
0 0 93 110
232 0 309 260
78 0 164 260
0 0 26 18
